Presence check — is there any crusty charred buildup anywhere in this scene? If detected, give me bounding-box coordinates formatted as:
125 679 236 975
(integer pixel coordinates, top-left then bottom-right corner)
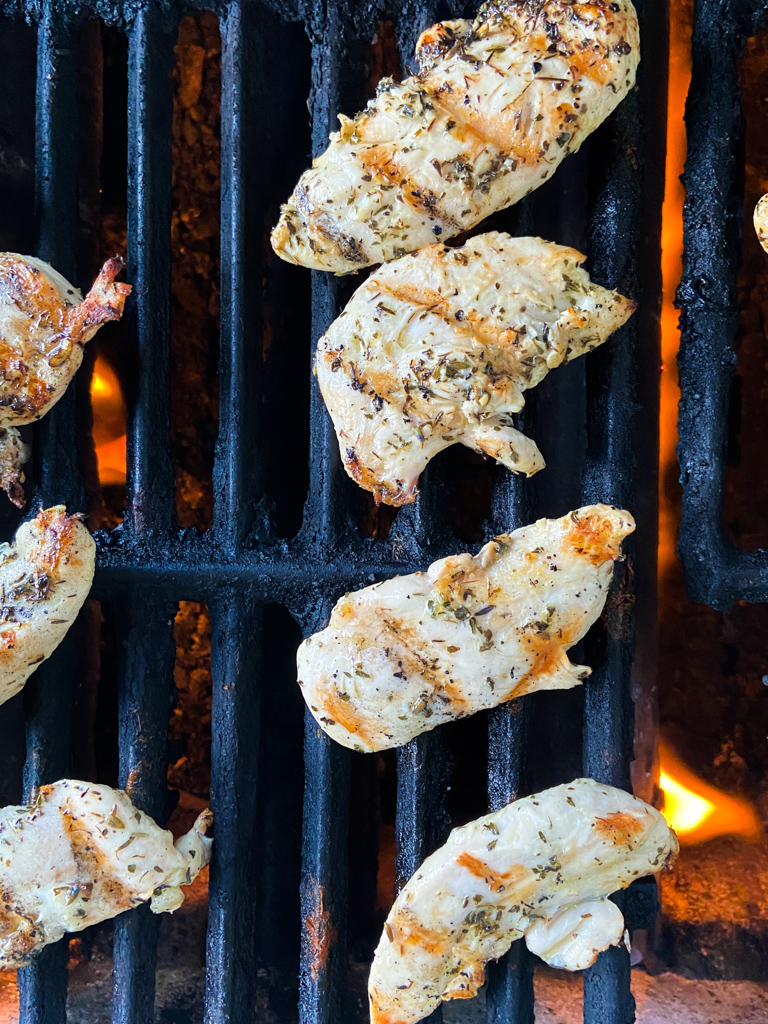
755 194 768 254
369 779 678 1024
0 506 95 707
0 780 212 968
298 505 634 751
315 233 635 506
0 255 131 505
272 0 639 272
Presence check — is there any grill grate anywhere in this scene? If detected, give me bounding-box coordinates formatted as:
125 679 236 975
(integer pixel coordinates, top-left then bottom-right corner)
0 1 665 1022
677 0 768 610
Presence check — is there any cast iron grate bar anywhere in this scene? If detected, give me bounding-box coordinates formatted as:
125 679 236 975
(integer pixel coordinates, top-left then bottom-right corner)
580 48 642 1024
676 0 768 610
0 0 662 1021
19 3 82 1022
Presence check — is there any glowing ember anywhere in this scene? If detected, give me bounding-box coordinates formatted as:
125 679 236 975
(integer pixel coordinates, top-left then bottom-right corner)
90 355 127 487
659 742 761 845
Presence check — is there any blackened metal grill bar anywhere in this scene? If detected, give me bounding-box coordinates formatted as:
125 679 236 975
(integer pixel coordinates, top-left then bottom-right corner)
19 5 81 1022
299 7 356 1022
108 16 179 1024
213 0 262 549
125 7 175 539
204 8 263 1024
580 3 651 1013
676 0 768 610
205 595 261 1024
113 599 177 1024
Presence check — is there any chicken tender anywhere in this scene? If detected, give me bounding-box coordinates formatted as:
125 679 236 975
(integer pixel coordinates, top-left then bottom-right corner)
0 780 212 968
369 778 678 1024
0 506 95 707
0 255 131 505
298 505 634 751
316 233 634 505
272 0 639 272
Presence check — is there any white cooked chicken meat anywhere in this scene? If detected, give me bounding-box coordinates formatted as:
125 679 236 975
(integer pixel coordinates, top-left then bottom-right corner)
0 506 95 707
0 780 212 968
316 233 634 506
755 194 768 254
0 254 131 505
272 0 639 272
298 504 634 752
369 778 678 1024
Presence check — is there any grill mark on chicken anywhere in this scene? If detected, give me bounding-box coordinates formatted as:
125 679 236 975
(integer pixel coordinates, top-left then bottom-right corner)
390 912 452 955
60 803 134 914
315 683 379 742
456 852 530 894
593 812 645 844
371 280 510 353
357 151 464 230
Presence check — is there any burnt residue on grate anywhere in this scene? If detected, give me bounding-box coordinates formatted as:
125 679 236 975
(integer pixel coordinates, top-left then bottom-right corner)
677 0 768 609
0 0 665 1022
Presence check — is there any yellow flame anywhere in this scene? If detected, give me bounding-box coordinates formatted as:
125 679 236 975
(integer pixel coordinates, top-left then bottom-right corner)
660 770 714 834
91 372 113 400
659 742 761 844
90 355 127 487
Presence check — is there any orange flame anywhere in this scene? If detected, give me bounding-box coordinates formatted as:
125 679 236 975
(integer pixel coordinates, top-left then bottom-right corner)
90 355 127 487
658 0 693 579
659 742 761 844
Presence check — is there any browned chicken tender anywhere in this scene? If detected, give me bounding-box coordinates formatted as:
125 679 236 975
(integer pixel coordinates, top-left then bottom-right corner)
0 255 131 505
272 0 639 272
0 506 95 706
0 780 212 968
315 234 634 506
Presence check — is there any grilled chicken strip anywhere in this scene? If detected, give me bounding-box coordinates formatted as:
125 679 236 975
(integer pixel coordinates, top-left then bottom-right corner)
316 233 634 506
298 504 634 752
272 0 639 272
0 780 212 968
0 506 95 707
0 255 131 505
369 778 678 1024
755 194 768 253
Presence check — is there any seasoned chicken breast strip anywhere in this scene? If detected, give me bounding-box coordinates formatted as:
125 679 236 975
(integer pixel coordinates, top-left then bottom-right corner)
316 233 634 506
0 780 212 968
272 0 639 272
0 255 131 505
0 506 95 707
298 505 634 751
755 194 768 253
369 778 678 1024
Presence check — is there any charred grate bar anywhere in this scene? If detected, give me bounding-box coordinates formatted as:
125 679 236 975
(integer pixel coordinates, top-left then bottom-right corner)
677 0 768 610
0 0 664 1022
